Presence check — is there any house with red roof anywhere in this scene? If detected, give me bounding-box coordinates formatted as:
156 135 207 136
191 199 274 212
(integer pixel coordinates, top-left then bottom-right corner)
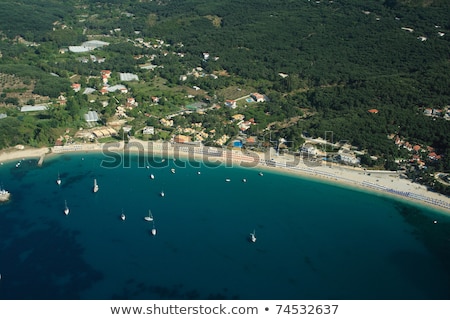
71 83 81 92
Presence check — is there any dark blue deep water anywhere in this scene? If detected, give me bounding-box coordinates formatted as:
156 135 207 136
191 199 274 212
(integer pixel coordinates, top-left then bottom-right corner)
0 153 449 299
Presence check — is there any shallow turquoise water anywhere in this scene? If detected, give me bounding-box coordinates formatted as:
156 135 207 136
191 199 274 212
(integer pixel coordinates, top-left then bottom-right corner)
0 153 449 299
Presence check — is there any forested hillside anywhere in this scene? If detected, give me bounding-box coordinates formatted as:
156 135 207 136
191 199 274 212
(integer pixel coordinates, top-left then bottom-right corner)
0 0 449 181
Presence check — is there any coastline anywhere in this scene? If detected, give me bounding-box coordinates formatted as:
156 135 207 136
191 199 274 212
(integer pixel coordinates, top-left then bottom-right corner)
1 140 449 214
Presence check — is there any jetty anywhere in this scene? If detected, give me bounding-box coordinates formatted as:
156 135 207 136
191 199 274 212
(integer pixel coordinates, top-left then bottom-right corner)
38 153 46 166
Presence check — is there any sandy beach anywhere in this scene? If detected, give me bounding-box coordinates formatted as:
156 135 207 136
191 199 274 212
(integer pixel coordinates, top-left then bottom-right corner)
1 140 449 214
0 146 50 165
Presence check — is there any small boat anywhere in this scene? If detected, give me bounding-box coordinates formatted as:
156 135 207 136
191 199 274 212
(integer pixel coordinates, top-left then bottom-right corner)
0 186 11 202
225 178 231 182
64 200 69 215
56 172 61 185
151 221 157 236
144 210 154 221
171 168 176 174
197 171 201 175
121 209 126 221
160 190 165 197
150 174 155 179
242 178 247 183
249 229 256 243
93 179 99 193
146 165 150 169
258 172 264 176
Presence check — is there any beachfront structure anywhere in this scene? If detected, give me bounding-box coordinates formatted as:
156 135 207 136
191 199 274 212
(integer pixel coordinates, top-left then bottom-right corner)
300 145 318 156
338 154 360 165
174 134 191 144
92 127 117 138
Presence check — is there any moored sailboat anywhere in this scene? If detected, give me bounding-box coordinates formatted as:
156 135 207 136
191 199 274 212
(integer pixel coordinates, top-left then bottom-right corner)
249 229 256 243
151 221 157 236
93 179 99 193
64 200 69 215
144 209 153 221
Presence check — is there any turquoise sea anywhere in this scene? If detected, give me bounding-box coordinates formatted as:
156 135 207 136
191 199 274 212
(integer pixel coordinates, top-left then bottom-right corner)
0 152 449 300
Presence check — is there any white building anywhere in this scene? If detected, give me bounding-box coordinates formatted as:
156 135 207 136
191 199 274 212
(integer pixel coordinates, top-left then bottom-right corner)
338 154 360 165
119 73 139 81
84 111 99 122
143 126 155 135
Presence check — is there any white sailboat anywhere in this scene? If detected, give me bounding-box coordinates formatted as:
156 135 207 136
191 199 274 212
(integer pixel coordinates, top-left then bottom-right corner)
93 179 99 193
150 174 155 180
64 200 69 215
171 168 176 174
249 229 256 243
144 210 154 221
120 209 126 221
56 172 61 185
151 221 157 236
160 189 165 197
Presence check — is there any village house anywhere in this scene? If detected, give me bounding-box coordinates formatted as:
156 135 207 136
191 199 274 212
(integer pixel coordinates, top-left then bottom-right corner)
239 121 252 132
71 83 81 92
231 114 245 122
151 96 160 104
251 92 265 103
58 94 67 106
160 118 173 127
143 126 155 135
126 97 137 108
225 100 237 109
101 70 111 78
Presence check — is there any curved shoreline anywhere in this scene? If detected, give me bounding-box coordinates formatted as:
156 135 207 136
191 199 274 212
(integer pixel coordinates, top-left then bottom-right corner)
1 141 449 214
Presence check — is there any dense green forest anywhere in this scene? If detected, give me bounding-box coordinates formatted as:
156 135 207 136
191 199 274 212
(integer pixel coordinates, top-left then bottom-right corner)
0 0 449 189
